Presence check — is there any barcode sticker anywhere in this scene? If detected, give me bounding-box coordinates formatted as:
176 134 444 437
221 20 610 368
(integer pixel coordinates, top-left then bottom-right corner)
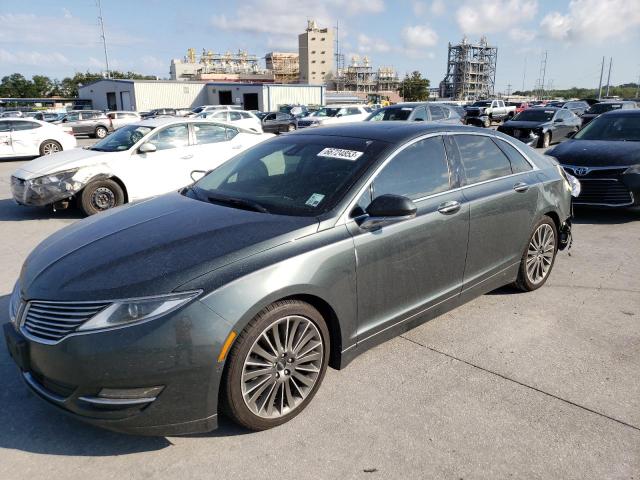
317 147 364 161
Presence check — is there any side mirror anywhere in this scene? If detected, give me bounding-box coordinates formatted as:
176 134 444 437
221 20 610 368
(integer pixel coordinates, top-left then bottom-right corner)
414 118 425 122
139 142 157 153
358 194 417 231
190 170 207 182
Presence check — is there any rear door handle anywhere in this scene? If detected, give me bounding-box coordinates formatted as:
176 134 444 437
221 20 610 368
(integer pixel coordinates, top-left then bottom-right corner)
513 182 529 192
180 154 194 160
437 200 461 215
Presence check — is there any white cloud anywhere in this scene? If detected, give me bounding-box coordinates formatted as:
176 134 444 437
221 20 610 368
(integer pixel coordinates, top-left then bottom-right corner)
0 48 71 67
456 0 538 34
413 0 445 16
413 1 427 16
509 28 536 42
540 0 640 42
0 13 142 47
357 33 391 53
402 25 439 48
431 0 446 16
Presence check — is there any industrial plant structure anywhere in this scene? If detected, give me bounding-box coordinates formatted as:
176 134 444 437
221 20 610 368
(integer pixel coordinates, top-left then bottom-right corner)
265 52 299 84
440 37 497 100
170 49 273 82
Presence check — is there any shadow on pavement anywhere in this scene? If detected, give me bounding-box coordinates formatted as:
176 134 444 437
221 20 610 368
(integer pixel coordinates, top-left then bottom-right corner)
0 198 83 221
572 206 639 225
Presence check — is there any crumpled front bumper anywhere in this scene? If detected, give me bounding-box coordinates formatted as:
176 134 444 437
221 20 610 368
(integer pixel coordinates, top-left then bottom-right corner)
11 175 84 207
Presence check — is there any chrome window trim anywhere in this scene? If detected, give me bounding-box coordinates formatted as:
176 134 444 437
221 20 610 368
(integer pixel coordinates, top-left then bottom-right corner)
338 131 540 225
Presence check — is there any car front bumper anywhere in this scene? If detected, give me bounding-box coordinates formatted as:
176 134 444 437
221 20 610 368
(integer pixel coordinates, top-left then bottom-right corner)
3 299 233 436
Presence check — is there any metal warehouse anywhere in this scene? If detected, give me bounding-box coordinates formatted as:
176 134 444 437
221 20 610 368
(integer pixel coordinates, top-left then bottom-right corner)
78 79 325 112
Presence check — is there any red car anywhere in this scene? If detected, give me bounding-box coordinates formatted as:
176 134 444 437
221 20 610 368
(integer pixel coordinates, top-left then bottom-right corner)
508 102 530 114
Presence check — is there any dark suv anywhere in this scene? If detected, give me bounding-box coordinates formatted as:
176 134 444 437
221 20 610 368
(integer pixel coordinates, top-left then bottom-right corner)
60 110 113 138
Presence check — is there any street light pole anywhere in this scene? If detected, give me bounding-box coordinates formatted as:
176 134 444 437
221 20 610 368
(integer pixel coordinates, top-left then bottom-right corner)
97 0 110 78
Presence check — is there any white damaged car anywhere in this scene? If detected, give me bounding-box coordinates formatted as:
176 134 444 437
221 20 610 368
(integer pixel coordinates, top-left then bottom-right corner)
10 118 274 215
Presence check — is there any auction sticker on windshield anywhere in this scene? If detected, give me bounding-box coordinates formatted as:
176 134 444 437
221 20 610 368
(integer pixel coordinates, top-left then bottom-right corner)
317 148 363 161
305 193 325 207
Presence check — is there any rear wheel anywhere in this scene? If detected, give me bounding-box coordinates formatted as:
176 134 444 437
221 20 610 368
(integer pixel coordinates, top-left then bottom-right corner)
78 179 125 216
40 140 61 156
483 116 491 128
539 131 551 148
95 126 108 139
514 216 558 291
222 300 330 431
287 123 296 132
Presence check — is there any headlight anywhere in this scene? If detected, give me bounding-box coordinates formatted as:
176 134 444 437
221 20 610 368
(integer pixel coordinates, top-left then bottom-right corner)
77 290 201 332
9 281 21 326
557 165 581 197
29 168 79 187
624 164 640 175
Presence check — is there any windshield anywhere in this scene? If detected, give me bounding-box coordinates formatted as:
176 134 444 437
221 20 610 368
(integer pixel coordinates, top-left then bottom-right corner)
189 136 388 216
513 109 555 122
587 103 623 114
367 107 413 121
90 124 154 152
314 107 341 118
574 115 640 141
471 101 491 107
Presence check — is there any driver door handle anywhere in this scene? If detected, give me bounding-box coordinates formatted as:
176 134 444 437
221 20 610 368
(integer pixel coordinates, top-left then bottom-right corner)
513 182 529 193
180 154 194 160
437 200 461 215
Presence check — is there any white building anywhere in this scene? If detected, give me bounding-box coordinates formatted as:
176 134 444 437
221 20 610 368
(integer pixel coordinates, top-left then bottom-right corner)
78 79 325 112
298 20 334 85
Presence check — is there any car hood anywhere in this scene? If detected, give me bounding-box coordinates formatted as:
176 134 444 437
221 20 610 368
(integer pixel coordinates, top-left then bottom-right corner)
549 139 640 167
501 120 550 129
20 192 319 301
13 148 113 178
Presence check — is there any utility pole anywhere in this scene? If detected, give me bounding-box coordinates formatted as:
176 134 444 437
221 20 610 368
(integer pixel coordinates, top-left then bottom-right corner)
521 56 527 93
597 56 605 99
506 83 512 100
636 70 639 99
540 51 548 100
605 57 612 97
96 0 110 78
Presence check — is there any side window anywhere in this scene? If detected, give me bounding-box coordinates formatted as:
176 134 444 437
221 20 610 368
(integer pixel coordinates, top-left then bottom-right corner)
494 139 532 174
225 127 239 140
276 113 289 121
66 113 80 122
372 136 450 200
429 105 445 121
347 108 361 115
0 121 11 132
213 111 228 121
193 123 228 145
351 186 372 217
454 135 512 184
240 112 252 119
11 121 41 131
413 106 427 121
229 111 242 121
148 124 189 150
265 113 276 121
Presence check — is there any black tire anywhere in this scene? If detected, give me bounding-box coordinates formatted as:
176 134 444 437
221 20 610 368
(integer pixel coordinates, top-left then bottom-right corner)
221 300 330 431
78 179 125 216
95 126 108 139
287 123 296 132
539 131 551 148
39 140 62 156
514 216 558 292
483 116 491 128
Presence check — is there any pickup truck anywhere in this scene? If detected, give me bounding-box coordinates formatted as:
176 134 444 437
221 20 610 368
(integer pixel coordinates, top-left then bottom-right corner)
464 100 516 127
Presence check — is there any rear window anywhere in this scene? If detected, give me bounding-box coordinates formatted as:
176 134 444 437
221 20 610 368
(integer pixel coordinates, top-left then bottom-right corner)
367 107 412 121
454 135 513 184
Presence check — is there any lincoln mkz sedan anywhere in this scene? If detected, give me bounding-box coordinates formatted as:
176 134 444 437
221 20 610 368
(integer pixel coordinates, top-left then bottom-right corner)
4 123 576 435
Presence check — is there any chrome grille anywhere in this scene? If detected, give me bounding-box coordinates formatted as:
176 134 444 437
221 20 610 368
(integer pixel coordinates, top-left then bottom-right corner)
21 300 110 342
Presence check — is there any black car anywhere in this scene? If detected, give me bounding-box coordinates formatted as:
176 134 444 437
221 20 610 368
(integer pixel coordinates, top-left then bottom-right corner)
497 107 581 148
261 112 298 134
548 110 640 208
580 101 637 126
141 108 177 119
366 102 462 124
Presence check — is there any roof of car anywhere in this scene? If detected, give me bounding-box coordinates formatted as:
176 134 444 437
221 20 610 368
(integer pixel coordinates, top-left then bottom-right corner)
135 117 262 133
600 109 640 117
287 121 494 143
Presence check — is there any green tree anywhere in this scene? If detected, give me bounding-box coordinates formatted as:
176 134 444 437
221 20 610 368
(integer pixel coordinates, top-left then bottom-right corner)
398 71 430 102
0 73 33 97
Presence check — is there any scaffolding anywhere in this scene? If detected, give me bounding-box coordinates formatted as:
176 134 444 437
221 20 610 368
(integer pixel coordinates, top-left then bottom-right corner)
265 52 299 84
441 37 497 100
334 56 400 93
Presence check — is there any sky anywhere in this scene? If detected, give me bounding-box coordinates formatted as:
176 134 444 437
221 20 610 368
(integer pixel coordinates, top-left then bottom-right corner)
1 0 639 92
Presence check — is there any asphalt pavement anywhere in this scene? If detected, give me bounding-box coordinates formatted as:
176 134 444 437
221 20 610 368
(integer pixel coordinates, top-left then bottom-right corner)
0 142 638 480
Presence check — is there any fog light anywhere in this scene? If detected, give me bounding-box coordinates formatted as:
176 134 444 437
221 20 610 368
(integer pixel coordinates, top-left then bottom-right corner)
98 386 164 400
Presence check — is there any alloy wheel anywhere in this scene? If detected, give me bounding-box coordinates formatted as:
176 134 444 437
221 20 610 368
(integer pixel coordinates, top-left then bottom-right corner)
91 186 116 210
526 224 555 284
42 142 60 155
241 315 324 419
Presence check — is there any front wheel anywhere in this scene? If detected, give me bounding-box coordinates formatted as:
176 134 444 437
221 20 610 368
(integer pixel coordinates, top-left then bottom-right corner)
40 140 62 156
287 124 296 132
539 131 550 148
222 300 330 431
95 126 108 139
483 116 491 128
514 216 558 291
78 179 125 216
